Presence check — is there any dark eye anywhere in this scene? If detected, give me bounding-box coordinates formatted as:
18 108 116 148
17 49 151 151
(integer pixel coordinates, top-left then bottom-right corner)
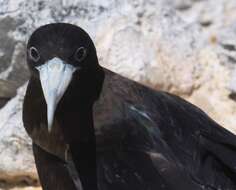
74 47 87 62
29 47 40 62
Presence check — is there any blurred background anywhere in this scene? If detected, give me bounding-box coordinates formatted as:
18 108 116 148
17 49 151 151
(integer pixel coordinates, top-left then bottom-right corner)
0 0 236 189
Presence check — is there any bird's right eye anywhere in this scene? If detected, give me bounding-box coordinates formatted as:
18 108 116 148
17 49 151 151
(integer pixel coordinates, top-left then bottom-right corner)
74 47 87 63
29 47 40 62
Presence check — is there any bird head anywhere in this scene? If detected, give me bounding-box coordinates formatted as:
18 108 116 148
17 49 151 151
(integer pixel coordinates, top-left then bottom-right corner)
27 23 104 132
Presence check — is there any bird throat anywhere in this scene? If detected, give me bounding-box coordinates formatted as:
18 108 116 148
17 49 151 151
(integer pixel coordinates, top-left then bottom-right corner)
56 98 98 190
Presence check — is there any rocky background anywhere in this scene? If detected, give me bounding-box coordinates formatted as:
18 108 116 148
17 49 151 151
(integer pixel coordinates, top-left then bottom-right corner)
0 0 236 189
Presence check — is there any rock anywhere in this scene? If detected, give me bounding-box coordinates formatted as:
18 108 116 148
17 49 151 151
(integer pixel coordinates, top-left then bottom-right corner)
0 16 29 106
0 79 17 108
0 16 27 78
0 80 17 98
0 84 38 184
187 47 236 134
170 0 194 11
229 68 236 94
0 16 20 74
8 187 41 190
96 1 202 95
0 186 41 190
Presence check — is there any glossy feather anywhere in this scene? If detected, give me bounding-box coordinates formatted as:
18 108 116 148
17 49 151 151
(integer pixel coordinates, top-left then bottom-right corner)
23 23 236 190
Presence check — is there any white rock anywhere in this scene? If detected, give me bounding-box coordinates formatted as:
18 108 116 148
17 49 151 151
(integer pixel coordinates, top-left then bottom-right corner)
0 84 38 183
229 68 236 93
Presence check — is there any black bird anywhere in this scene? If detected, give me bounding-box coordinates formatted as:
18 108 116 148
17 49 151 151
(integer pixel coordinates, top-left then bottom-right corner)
23 23 236 190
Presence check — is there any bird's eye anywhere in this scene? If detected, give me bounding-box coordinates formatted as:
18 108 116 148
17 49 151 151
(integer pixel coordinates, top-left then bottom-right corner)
29 47 40 62
74 47 87 62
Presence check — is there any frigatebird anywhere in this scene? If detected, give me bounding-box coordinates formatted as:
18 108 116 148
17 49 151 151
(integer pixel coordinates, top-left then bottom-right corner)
23 23 236 190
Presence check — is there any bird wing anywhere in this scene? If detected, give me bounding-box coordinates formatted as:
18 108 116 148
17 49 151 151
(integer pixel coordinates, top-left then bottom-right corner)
145 92 236 189
95 102 201 190
94 84 236 190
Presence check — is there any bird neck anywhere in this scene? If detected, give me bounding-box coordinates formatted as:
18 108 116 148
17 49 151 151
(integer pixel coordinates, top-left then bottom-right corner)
70 135 97 190
62 103 98 190
55 97 97 189
55 69 104 190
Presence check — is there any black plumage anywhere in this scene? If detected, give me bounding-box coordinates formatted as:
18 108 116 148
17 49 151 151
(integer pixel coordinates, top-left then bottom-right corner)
23 23 236 190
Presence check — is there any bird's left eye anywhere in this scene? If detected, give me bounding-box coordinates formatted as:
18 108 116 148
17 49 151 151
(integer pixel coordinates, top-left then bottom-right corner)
74 47 87 62
29 46 40 62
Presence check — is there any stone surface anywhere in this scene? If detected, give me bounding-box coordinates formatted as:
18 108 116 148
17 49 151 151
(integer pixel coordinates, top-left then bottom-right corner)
0 84 38 184
0 0 236 189
229 67 236 94
8 188 41 190
95 2 202 95
0 15 29 107
0 186 41 190
0 79 17 108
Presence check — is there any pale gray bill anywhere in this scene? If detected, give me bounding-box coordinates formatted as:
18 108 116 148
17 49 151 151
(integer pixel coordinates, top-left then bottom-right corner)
36 57 77 132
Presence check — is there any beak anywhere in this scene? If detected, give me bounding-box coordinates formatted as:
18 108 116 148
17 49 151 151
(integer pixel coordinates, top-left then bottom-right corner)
36 57 77 132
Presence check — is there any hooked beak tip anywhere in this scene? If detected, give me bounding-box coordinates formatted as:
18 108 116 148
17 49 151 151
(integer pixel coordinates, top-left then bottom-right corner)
47 104 55 133
48 123 53 133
